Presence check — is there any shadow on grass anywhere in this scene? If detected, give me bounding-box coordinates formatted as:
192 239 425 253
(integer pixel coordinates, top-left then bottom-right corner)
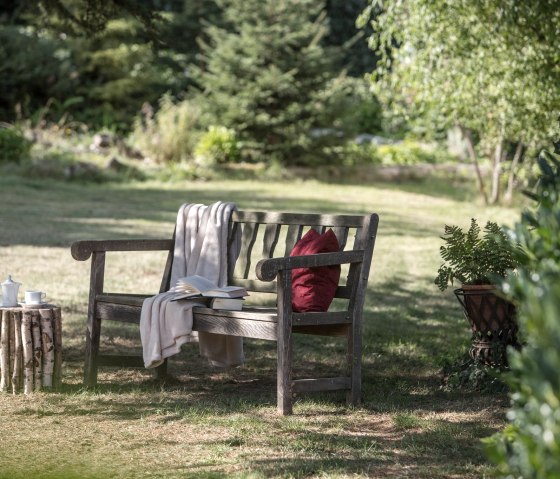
52 273 505 421
1 175 457 247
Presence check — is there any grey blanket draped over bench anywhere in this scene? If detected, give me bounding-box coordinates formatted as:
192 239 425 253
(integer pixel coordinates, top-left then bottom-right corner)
139 202 244 369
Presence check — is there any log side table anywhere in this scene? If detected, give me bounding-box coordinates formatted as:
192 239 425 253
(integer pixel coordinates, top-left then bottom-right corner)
0 305 62 394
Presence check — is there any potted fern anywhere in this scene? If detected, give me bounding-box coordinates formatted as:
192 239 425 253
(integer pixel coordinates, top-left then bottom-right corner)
435 219 519 365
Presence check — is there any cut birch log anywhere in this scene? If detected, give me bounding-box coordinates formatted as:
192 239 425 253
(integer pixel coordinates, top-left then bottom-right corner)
53 307 63 388
8 311 15 393
22 312 34 395
40 310 55 388
0 306 62 394
31 312 42 391
12 314 23 394
0 310 10 392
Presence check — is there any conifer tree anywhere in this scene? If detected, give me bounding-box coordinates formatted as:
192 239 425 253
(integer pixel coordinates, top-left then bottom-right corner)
194 0 343 166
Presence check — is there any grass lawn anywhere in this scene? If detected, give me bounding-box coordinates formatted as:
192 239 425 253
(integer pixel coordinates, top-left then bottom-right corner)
0 173 520 478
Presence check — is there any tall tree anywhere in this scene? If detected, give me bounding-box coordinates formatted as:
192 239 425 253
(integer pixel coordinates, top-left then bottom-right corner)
0 1 222 129
28 0 161 38
193 0 344 166
361 0 560 203
324 0 376 77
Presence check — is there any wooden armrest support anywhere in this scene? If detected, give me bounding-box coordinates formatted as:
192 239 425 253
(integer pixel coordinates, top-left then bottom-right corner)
71 239 174 261
256 250 364 282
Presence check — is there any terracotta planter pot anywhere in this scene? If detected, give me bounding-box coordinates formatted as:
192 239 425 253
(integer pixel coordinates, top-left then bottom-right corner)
454 284 519 367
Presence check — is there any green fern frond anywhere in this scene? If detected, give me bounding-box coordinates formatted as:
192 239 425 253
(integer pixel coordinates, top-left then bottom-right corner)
435 218 518 290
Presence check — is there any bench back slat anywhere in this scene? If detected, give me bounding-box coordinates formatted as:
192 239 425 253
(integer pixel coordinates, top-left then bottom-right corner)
235 221 259 279
284 224 304 256
262 223 281 259
332 226 349 250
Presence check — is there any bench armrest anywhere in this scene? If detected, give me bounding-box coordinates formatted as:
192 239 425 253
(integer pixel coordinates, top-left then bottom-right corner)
71 239 174 261
256 250 364 282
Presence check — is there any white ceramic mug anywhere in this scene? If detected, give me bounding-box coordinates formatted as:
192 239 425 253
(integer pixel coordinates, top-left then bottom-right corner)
25 290 46 305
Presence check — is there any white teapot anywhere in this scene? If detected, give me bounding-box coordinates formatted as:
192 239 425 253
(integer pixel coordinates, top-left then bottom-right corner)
1 275 21 307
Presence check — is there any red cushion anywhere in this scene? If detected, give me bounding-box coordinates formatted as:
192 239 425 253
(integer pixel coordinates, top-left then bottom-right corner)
290 228 341 312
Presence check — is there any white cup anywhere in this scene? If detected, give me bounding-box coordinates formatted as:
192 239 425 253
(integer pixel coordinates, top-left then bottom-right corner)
25 291 46 305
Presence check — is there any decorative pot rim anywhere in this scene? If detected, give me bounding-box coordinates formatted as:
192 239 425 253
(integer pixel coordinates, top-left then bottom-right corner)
459 283 496 291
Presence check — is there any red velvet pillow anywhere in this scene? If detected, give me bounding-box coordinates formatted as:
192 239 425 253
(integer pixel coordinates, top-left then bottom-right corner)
290 228 341 312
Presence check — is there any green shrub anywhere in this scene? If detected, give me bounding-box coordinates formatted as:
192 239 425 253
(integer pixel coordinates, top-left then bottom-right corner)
337 142 381 167
377 141 452 165
343 140 456 167
485 148 560 477
338 77 383 134
0 127 32 164
194 126 240 167
130 95 200 163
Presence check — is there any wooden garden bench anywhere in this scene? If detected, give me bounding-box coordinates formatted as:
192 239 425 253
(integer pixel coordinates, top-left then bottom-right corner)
71 210 379 414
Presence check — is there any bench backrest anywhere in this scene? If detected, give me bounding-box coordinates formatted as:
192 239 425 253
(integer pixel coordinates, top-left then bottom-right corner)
231 210 376 299
161 210 378 305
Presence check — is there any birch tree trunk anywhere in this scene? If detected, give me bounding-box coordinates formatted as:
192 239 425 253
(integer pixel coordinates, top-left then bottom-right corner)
12 314 23 394
504 142 524 204
0 311 10 392
22 312 34 395
9 311 15 391
40 310 55 388
53 308 63 388
460 125 488 205
490 138 505 204
31 313 42 391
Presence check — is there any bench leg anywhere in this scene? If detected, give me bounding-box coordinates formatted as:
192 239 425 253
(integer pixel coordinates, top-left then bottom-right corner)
154 359 168 379
84 252 105 388
277 331 293 415
277 270 293 415
84 312 101 387
346 322 362 406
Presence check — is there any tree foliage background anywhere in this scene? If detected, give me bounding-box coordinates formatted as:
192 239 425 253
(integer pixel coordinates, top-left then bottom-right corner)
361 0 560 203
0 0 375 132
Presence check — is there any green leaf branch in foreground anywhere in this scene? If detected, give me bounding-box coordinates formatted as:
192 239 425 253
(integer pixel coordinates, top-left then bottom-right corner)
486 148 560 477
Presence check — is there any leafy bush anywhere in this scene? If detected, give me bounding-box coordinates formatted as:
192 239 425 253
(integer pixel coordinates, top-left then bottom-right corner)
441 354 507 393
0 127 32 164
130 95 200 163
486 148 560 477
194 126 240 167
339 77 384 134
342 140 457 167
435 218 517 291
378 141 451 165
339 142 381 167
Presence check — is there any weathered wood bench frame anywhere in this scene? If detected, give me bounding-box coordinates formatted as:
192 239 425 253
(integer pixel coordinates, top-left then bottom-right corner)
71 210 379 414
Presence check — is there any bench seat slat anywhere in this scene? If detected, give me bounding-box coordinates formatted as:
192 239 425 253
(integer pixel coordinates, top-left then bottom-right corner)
97 301 143 323
97 293 150 306
96 297 350 328
193 314 277 340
